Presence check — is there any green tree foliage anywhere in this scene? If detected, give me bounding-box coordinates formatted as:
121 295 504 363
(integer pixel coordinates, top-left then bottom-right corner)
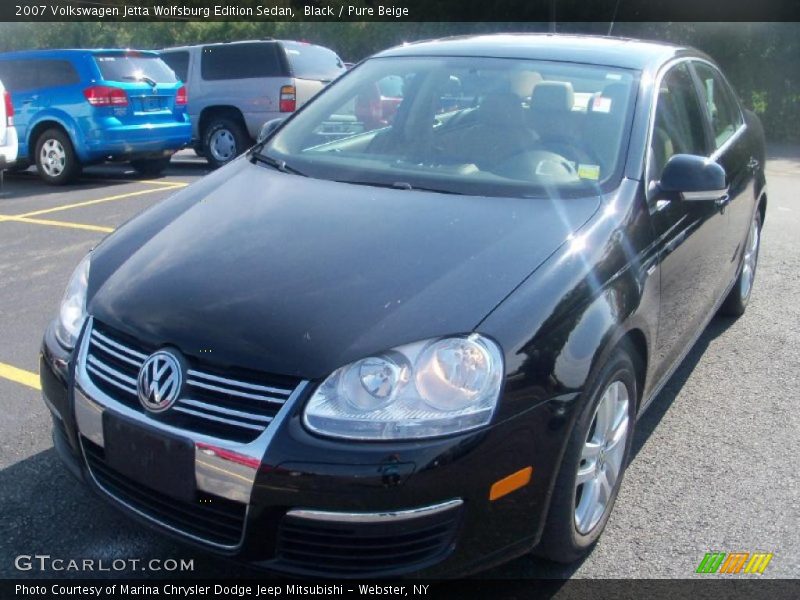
0 21 796 140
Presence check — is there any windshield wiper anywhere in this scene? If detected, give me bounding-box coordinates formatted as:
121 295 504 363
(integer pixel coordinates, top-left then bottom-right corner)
250 151 307 176
121 75 158 87
335 179 465 195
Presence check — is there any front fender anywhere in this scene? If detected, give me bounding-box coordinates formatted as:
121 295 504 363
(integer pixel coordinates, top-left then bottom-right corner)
479 178 659 426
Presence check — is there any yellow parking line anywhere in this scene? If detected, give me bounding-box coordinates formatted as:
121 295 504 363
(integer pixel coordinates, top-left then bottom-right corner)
0 215 114 233
0 362 40 390
16 181 187 219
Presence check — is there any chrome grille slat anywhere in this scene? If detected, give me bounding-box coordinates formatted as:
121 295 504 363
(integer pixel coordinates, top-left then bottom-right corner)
178 399 274 423
86 363 138 396
83 321 301 444
90 336 144 368
91 329 148 361
186 369 293 396
87 354 138 387
172 406 266 432
186 378 287 404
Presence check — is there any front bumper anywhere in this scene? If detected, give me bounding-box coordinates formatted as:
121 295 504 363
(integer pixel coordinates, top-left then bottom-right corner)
40 320 571 577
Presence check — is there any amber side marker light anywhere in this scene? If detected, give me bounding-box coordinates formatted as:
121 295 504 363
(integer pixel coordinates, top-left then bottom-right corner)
489 466 533 501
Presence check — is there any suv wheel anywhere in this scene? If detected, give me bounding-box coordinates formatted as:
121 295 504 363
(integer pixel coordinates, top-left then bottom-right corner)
35 128 81 185
535 344 637 563
131 157 171 177
203 117 249 169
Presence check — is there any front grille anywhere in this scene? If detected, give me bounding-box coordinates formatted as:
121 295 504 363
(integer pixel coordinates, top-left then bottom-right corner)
84 321 301 443
83 438 246 548
276 504 462 575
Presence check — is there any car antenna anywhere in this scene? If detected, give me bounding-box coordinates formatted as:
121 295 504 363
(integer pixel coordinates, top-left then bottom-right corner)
548 0 556 33
608 0 621 35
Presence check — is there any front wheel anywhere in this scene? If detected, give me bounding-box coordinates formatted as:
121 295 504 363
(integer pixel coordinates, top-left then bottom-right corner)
130 157 171 177
535 345 638 563
719 210 762 317
35 128 81 185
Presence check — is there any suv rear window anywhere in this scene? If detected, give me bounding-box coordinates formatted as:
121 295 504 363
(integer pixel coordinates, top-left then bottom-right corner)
94 53 178 84
282 41 345 81
160 51 189 82
0 59 80 91
201 43 286 80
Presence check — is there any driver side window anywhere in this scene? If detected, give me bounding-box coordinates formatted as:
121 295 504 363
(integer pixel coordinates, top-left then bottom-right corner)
649 63 709 183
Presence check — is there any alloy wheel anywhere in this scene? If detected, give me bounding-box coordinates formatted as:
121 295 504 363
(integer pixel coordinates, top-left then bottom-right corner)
574 380 630 534
40 139 66 177
740 216 760 301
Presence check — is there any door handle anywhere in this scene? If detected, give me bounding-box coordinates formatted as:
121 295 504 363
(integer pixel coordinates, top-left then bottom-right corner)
747 157 760 171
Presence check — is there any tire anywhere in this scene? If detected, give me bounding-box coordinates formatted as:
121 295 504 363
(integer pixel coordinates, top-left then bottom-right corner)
202 116 250 169
535 344 638 563
34 128 81 185
130 157 171 177
719 209 762 317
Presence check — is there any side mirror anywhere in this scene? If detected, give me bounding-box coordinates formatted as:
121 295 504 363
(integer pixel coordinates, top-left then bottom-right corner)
659 154 728 201
257 117 286 143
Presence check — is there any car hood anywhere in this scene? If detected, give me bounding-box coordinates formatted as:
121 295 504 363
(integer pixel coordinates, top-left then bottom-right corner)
89 159 601 379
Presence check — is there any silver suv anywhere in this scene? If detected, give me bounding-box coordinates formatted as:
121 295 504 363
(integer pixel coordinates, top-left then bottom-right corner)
160 40 345 168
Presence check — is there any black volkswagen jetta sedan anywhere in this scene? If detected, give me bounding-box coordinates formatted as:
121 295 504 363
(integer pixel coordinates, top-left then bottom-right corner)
40 35 766 576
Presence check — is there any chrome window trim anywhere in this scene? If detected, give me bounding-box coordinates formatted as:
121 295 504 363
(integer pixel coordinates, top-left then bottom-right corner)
287 499 464 523
643 56 746 203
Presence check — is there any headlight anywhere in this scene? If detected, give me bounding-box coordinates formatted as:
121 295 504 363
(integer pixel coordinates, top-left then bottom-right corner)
303 334 504 440
54 253 91 349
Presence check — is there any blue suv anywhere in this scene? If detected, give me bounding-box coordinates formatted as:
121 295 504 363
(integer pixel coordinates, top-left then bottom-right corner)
0 49 191 184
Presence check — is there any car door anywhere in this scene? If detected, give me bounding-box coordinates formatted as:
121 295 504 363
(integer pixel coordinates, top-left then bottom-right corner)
647 61 730 385
691 61 755 286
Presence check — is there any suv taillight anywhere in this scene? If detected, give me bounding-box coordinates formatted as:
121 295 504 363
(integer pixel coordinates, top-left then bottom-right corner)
3 90 13 126
279 85 296 112
175 85 188 106
83 85 129 107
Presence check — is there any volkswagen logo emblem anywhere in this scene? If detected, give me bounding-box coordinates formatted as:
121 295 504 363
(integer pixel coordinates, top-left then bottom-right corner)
137 350 182 413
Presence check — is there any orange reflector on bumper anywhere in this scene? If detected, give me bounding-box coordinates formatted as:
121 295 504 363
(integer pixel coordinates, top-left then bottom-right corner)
489 466 533 501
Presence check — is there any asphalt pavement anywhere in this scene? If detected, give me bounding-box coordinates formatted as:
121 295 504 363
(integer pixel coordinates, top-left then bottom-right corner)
0 148 797 580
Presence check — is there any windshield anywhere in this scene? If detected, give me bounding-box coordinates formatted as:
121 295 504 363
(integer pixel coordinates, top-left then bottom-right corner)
94 53 179 84
264 56 637 198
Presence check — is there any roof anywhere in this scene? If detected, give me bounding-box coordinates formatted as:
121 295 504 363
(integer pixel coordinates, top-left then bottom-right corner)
0 48 159 59
374 34 703 71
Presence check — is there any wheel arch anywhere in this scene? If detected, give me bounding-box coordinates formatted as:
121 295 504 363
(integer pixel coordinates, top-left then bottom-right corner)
27 116 79 164
198 105 247 139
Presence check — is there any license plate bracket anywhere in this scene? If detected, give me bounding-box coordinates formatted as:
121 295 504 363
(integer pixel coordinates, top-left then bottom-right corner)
142 97 160 112
102 413 196 503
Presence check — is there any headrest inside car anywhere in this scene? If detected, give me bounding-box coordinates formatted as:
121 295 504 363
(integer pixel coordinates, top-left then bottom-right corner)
530 81 574 112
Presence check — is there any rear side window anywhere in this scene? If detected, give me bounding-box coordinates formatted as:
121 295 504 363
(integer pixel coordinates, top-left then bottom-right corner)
282 42 345 81
0 59 80 91
692 62 743 149
201 43 286 80
94 53 178 84
161 51 190 82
